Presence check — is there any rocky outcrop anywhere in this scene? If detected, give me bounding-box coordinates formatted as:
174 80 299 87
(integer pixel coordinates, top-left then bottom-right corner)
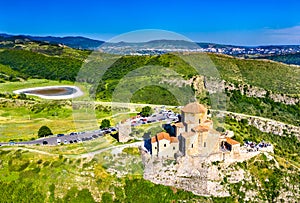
142 152 230 197
224 112 300 138
141 149 262 197
191 76 300 105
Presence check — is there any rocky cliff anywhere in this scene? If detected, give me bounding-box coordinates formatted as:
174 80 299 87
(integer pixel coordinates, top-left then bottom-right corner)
190 76 299 105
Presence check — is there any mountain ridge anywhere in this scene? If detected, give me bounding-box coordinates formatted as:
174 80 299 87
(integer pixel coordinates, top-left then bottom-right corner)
1 33 300 51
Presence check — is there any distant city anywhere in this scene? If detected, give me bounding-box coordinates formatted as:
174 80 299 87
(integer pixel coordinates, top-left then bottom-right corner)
99 44 300 56
98 40 300 56
1 33 300 57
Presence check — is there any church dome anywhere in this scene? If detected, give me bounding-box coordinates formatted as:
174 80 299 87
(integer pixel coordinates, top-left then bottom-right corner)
181 102 207 113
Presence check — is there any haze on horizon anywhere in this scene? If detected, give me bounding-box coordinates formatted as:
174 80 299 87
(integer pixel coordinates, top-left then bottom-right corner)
1 0 300 46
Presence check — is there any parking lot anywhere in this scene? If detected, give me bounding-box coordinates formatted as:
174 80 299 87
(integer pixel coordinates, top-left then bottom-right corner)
0 106 179 147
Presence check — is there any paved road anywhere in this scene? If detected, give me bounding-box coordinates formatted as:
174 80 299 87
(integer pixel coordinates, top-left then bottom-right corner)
0 129 105 146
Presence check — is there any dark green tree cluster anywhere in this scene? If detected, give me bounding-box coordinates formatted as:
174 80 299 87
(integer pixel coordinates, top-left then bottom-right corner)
38 125 53 138
100 119 111 129
140 106 153 117
131 86 180 106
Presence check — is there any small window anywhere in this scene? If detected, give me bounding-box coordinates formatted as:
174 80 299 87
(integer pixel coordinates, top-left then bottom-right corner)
191 144 193 148
204 142 206 147
173 146 176 150
199 119 201 124
164 144 166 147
155 146 157 149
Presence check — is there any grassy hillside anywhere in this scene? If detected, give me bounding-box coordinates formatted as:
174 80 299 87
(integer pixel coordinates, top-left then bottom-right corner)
226 90 300 126
259 53 300 66
0 49 83 81
0 147 214 203
0 44 298 95
0 64 24 82
182 53 300 95
96 54 197 102
96 53 299 103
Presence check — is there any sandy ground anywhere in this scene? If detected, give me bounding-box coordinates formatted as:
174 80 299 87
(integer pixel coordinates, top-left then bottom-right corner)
13 85 84 100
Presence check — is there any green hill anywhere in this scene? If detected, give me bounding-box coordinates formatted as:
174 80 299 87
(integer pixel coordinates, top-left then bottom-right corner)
0 49 83 81
259 53 300 66
185 53 300 95
0 43 298 95
0 63 24 82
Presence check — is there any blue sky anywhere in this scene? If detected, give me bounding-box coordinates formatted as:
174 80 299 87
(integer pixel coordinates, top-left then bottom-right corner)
1 0 300 45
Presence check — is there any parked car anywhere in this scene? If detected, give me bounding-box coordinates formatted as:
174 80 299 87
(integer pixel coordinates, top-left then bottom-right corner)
104 130 111 134
9 141 15 145
70 132 77 136
57 134 64 137
42 140 48 145
56 139 61 144
64 140 68 144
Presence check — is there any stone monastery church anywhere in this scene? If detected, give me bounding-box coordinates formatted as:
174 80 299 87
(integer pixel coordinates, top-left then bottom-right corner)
146 102 241 160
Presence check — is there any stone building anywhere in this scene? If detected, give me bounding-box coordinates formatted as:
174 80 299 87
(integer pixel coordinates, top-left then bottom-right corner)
117 120 132 143
146 102 241 160
151 132 179 158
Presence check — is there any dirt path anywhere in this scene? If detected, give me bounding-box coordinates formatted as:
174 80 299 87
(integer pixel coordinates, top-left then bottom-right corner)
0 146 56 156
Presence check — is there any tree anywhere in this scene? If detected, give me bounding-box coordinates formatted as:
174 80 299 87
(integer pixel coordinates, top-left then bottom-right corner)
100 119 111 129
38 126 53 138
19 93 27 100
141 106 152 117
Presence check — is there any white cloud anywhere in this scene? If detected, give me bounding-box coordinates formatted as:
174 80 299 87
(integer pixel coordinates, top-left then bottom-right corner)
187 25 300 46
262 25 300 45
